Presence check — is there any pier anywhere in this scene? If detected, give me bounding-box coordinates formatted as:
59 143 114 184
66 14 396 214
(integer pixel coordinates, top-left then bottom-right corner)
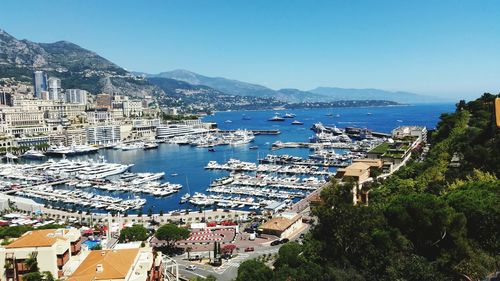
3 179 70 195
271 141 355 150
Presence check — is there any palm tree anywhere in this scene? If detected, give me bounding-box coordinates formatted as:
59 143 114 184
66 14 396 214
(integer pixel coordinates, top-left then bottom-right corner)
25 253 39 272
186 247 192 260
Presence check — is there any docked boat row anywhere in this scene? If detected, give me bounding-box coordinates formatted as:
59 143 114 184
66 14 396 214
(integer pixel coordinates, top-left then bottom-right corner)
205 159 335 176
16 185 146 212
166 129 255 147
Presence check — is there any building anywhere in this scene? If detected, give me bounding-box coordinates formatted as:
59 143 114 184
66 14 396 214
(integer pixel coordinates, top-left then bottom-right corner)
391 126 427 143
495 98 500 128
336 162 372 183
33 71 47 98
0 92 13 106
65 89 88 104
123 100 143 117
47 77 62 101
96 94 112 109
259 212 303 239
0 228 81 280
86 125 121 144
67 248 164 281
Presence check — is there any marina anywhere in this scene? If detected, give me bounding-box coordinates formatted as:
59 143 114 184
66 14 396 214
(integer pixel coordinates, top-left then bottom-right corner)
1 105 453 214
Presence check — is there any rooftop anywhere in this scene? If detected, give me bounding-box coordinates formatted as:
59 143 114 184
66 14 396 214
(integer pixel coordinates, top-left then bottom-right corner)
260 213 301 232
68 248 140 281
6 229 70 249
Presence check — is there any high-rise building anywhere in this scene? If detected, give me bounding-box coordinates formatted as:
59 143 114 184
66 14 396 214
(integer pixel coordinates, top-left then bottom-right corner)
65 89 88 104
47 77 62 100
33 70 47 98
0 92 13 106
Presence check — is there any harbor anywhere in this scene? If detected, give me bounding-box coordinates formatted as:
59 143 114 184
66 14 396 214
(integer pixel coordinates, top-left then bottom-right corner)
1 105 451 214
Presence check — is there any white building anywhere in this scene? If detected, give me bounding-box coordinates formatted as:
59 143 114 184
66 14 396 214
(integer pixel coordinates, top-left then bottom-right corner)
86 125 121 144
122 100 143 117
47 77 62 101
0 228 82 280
65 89 88 104
391 126 427 143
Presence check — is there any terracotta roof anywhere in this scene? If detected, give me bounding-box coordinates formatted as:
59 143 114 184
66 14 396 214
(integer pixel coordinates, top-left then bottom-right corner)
343 162 371 177
260 214 300 232
6 229 67 249
68 249 140 281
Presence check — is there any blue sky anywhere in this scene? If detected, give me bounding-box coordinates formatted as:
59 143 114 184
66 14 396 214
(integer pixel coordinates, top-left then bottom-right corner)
2 0 500 99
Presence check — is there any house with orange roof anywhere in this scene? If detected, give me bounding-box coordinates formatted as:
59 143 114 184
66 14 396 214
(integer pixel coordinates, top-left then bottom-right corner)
67 248 164 281
0 228 81 281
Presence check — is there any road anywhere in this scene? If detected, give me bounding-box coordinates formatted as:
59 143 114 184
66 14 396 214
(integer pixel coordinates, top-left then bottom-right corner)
172 246 280 281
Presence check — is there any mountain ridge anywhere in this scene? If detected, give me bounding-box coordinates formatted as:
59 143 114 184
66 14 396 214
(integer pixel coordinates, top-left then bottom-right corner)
142 69 442 103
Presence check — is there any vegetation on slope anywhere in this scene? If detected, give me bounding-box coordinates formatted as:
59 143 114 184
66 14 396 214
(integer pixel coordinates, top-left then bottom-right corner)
238 93 500 280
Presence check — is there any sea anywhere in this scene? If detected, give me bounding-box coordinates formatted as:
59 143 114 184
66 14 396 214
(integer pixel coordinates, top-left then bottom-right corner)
26 103 456 213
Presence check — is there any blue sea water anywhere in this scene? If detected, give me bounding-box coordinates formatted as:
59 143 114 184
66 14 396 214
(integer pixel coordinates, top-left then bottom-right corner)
34 103 456 213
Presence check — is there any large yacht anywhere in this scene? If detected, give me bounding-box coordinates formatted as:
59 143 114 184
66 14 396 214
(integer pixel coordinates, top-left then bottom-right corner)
22 149 45 159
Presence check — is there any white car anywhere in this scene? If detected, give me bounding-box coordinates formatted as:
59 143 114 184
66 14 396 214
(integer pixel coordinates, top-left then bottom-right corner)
185 265 197 271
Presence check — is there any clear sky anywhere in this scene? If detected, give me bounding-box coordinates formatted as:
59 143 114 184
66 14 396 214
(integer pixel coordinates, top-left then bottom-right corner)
2 0 500 99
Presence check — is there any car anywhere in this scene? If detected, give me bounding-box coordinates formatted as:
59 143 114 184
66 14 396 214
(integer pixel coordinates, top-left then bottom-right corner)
299 233 305 239
279 238 289 244
185 265 197 271
270 240 280 246
244 247 255 252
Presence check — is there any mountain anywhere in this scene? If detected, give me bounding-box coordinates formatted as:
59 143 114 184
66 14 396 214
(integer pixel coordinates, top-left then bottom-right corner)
0 28 159 98
147 77 283 112
148 69 277 98
146 69 440 104
309 87 443 104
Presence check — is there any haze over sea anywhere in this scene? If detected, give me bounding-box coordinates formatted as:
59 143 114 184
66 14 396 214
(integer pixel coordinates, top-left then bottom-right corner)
32 103 455 213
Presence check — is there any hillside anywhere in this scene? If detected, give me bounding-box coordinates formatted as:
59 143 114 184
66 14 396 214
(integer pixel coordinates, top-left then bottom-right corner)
236 93 500 281
146 69 438 104
309 87 443 104
149 69 277 98
148 77 283 112
0 28 158 98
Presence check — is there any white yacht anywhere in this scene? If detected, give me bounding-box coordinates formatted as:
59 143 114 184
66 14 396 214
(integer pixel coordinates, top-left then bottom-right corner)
130 172 165 185
121 142 145 151
46 145 76 155
22 149 45 159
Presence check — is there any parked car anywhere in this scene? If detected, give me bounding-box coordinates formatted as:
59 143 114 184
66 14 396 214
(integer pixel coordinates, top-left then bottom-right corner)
270 240 280 246
244 247 255 252
280 238 289 244
185 265 197 271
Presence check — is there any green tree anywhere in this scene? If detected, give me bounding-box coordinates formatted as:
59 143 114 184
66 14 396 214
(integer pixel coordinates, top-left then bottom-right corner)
155 224 190 249
236 260 273 281
119 224 148 242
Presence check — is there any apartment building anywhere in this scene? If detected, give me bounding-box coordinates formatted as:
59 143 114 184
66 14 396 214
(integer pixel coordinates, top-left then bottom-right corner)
0 228 82 281
67 248 164 281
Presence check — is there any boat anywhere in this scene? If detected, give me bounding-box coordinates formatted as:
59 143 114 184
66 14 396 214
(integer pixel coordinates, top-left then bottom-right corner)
283 113 296 118
208 148 215 152
22 149 45 159
225 120 233 123
242 116 251 120
326 113 333 117
180 193 191 203
367 112 372 115
121 142 144 151
144 142 159 150
171 173 178 177
3 153 18 161
249 146 259 150
291 120 304 125
268 115 285 121
46 145 76 156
